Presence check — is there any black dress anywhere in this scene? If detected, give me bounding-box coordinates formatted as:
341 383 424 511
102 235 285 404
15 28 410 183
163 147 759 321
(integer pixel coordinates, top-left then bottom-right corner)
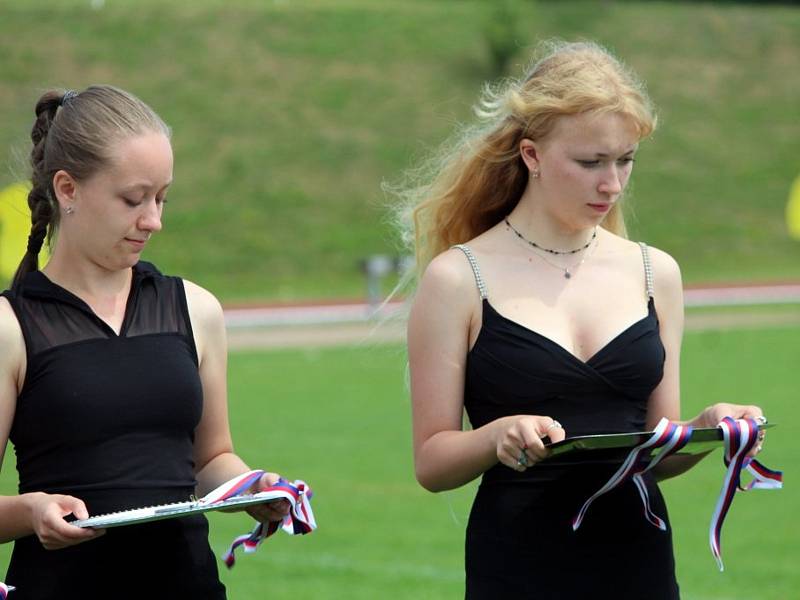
455 244 680 599
2 262 226 599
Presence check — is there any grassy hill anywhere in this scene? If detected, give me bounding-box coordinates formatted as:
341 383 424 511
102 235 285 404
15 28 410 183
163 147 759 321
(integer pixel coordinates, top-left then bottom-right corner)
1 0 798 301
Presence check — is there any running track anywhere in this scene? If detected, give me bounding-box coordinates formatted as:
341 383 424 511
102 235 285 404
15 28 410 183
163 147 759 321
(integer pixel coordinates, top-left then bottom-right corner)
223 282 800 328
222 283 800 349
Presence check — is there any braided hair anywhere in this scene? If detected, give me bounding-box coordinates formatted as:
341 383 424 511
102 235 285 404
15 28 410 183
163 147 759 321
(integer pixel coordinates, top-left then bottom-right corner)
12 85 169 288
15 91 63 283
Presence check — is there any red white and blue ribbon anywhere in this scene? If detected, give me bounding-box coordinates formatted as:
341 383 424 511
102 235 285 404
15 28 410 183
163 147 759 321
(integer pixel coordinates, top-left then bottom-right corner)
199 470 316 569
0 583 13 598
198 469 267 505
709 417 782 571
573 418 693 531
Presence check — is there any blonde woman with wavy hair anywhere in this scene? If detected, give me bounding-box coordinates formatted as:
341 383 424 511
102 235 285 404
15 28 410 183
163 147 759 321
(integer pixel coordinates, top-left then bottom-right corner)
404 41 765 597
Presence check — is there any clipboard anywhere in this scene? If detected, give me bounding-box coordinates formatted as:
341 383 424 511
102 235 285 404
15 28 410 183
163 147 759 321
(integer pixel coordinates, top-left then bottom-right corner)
545 423 775 459
71 491 287 529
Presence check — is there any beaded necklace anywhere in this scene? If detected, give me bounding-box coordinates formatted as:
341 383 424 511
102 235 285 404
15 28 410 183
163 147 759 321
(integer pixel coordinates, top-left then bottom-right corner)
504 217 598 279
504 217 597 255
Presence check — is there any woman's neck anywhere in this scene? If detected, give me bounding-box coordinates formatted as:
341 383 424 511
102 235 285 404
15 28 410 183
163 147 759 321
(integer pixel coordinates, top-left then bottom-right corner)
42 253 133 305
506 199 596 253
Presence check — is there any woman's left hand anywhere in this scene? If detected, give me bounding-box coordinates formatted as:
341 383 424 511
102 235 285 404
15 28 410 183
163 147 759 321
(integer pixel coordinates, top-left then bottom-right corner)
245 472 291 524
695 402 767 457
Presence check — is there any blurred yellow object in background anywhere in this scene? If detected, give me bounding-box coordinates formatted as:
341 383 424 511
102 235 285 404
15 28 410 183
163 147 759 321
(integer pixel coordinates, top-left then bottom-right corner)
0 182 49 283
788 174 800 241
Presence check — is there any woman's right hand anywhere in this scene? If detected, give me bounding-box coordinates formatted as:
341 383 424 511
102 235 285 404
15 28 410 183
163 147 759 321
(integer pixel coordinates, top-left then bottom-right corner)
490 415 567 471
28 492 105 549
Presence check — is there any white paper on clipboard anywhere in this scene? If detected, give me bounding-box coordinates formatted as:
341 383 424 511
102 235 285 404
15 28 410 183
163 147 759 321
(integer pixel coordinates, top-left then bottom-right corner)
71 490 287 529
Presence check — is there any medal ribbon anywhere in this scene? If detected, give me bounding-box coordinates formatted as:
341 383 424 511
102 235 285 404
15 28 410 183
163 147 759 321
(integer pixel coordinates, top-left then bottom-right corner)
0 583 12 598
710 417 782 571
199 469 266 504
573 418 692 531
206 470 317 569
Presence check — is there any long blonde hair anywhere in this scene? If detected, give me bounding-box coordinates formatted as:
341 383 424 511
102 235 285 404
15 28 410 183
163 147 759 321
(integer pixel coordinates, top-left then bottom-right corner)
396 40 657 275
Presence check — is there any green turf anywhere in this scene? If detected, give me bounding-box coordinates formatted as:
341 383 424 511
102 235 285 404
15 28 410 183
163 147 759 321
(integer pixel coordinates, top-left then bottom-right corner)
661 326 798 599
1 324 795 598
0 1 799 300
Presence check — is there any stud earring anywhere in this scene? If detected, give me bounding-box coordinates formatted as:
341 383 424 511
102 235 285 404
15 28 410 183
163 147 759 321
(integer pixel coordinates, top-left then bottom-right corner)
65 205 74 215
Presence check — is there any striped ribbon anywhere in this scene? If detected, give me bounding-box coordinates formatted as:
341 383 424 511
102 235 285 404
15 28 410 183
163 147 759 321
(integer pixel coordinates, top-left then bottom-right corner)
573 418 693 531
198 469 267 505
0 583 12 597
207 470 317 568
709 417 782 571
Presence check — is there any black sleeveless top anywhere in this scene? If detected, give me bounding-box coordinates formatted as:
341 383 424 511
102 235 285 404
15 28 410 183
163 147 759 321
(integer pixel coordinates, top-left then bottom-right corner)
455 244 680 599
2 263 226 599
3 261 202 513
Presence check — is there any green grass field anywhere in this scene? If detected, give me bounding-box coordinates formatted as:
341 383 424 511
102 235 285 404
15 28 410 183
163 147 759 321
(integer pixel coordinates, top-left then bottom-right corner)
1 323 796 598
1 0 799 300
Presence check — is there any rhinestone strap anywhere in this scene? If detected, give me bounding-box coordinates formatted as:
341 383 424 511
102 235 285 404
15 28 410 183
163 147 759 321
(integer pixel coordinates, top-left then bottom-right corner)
638 242 654 298
453 245 488 299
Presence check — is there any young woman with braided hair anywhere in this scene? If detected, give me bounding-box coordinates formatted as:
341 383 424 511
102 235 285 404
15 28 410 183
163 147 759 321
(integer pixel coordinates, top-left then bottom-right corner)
0 86 289 598
402 41 767 597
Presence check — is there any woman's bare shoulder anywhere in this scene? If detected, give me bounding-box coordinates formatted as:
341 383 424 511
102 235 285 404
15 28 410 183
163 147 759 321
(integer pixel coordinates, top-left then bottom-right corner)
0 297 25 380
181 279 225 343
0 297 23 342
643 244 682 290
605 235 681 286
421 246 482 296
182 279 223 316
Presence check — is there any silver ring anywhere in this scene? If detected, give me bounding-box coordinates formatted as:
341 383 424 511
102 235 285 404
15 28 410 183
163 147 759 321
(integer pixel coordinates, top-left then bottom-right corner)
756 444 763 453
517 451 529 468
544 419 562 433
